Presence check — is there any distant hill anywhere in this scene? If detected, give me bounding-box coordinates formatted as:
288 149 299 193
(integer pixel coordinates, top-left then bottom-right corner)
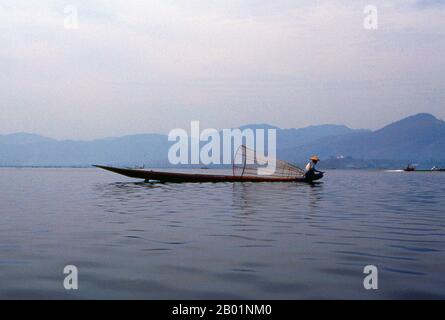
238 123 366 149
281 113 445 166
0 133 56 145
0 113 444 168
0 123 362 167
0 134 172 167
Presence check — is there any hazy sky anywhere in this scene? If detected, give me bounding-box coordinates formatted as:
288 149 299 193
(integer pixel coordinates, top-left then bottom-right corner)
1 0 444 139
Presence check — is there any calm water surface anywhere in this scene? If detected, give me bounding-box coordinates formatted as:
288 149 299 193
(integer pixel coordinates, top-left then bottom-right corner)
0 168 444 299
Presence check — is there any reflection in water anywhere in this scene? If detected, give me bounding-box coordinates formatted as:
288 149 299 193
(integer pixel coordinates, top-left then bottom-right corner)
0 168 445 299
231 181 324 219
308 182 324 218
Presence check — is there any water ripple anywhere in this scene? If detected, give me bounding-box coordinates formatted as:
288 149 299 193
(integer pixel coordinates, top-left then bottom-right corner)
0 168 444 298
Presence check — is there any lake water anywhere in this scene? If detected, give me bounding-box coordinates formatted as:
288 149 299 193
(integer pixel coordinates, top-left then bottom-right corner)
0 168 444 299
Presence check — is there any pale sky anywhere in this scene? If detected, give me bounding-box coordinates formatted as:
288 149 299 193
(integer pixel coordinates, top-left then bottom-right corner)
1 0 444 139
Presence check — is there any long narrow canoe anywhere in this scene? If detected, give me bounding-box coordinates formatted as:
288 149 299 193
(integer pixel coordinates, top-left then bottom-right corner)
94 165 323 183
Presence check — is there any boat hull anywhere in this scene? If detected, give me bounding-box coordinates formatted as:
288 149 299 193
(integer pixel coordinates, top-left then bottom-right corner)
94 165 323 183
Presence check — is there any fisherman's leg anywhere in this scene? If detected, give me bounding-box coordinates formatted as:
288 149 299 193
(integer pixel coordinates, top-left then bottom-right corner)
305 169 315 180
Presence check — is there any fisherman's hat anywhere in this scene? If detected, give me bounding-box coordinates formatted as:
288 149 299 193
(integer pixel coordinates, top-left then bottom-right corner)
310 155 320 161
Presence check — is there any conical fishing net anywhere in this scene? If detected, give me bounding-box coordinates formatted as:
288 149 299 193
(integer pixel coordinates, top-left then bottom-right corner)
233 145 305 179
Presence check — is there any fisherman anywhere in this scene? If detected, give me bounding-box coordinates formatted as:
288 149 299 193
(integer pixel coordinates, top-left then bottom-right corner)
305 155 322 180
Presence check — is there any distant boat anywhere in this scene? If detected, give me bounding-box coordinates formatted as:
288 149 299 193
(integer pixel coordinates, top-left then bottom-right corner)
404 164 416 172
403 164 445 172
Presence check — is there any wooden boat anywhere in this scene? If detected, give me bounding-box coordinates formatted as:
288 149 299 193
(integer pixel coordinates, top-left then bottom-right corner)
94 165 323 183
95 145 324 183
404 165 416 172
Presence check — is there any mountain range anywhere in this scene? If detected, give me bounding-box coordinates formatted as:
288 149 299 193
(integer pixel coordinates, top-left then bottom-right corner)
1 113 444 168
279 113 445 167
